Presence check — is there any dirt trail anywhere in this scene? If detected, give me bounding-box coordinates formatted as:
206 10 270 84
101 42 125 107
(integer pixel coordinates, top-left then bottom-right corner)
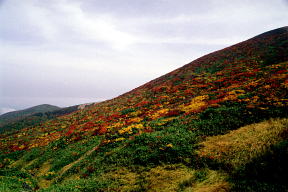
57 140 103 178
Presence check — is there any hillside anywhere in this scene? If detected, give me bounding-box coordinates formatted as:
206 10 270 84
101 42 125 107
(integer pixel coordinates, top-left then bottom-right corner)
0 27 287 191
0 104 88 134
0 104 60 126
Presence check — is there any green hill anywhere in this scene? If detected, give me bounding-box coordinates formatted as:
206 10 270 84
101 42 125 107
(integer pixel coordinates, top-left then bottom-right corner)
0 27 287 191
0 105 84 134
0 104 60 127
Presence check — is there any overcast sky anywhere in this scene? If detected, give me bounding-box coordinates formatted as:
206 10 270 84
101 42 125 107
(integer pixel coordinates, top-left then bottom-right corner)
0 0 287 113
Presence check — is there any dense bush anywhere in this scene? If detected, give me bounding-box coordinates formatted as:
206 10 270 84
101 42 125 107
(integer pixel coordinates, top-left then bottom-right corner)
104 126 198 166
193 105 246 135
193 103 288 136
49 137 101 172
120 108 136 115
0 168 37 191
22 147 42 162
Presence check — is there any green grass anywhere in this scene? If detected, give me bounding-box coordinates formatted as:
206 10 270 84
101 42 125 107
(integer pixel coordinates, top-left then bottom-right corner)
39 177 109 192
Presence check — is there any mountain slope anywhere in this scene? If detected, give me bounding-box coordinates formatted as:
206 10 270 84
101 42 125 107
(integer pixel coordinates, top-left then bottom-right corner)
0 27 287 191
0 104 88 133
2 26 286 151
0 104 60 127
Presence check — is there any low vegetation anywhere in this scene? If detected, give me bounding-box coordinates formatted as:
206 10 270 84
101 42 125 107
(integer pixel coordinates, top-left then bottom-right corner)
197 118 288 169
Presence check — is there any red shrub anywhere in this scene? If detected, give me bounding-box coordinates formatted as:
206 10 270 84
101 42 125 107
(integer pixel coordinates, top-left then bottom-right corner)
165 109 183 117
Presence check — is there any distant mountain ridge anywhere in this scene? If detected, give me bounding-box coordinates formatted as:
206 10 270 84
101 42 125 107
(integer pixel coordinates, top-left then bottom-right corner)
0 103 96 133
0 104 60 131
0 104 60 121
0 108 15 115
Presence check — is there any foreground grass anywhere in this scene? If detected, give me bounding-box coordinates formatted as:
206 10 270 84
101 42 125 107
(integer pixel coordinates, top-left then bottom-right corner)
38 165 229 192
197 118 288 191
197 118 288 169
0 118 287 191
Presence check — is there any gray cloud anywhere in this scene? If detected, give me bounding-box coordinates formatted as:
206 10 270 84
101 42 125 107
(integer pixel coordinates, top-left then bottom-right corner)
0 0 287 110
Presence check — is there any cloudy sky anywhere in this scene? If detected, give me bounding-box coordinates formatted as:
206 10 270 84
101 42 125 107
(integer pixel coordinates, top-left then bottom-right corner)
0 0 287 113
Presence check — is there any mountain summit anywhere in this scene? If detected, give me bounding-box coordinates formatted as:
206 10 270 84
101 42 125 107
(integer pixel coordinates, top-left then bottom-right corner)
0 27 287 191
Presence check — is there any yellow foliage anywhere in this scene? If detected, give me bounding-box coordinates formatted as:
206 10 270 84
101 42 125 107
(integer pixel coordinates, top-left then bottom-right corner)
108 122 125 129
179 95 209 113
43 171 55 177
166 143 173 148
149 108 169 120
246 81 259 87
130 110 142 117
118 123 144 134
154 117 176 126
18 145 25 150
115 137 126 142
223 94 238 101
223 90 245 101
129 117 142 123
